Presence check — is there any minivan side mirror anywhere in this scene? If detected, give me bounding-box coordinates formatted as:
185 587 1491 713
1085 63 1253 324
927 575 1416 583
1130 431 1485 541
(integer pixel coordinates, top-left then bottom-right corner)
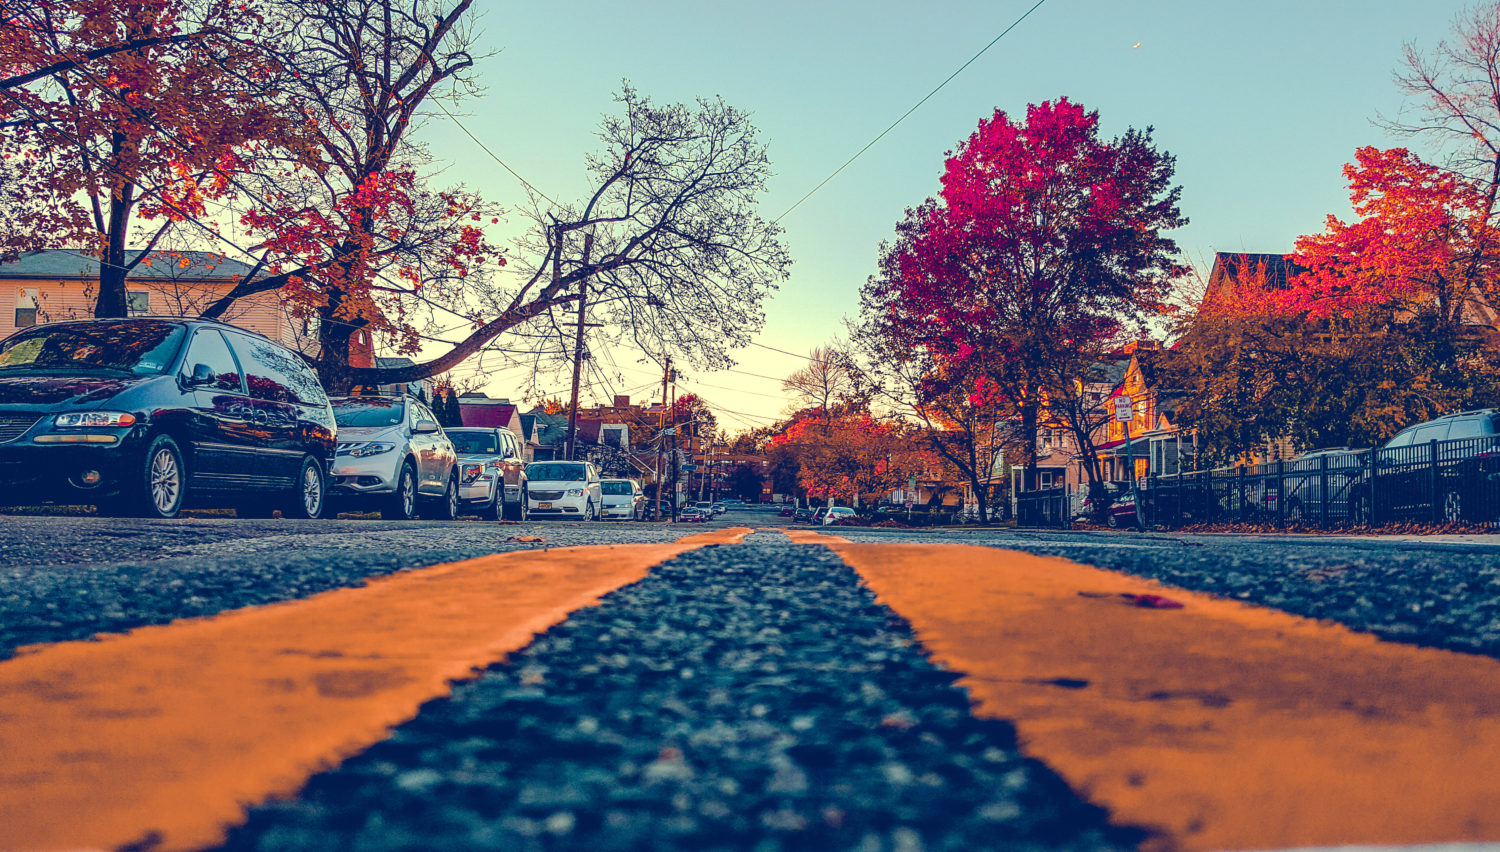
184 363 214 387
414 419 440 434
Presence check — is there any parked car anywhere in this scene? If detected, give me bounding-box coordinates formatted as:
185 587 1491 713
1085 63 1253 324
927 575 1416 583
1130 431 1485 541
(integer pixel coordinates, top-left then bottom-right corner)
678 504 708 522
328 394 459 520
792 505 817 523
526 460 603 519
0 318 335 519
822 506 857 525
777 504 795 517
1344 409 1500 524
600 478 646 521
445 426 529 520
711 501 726 515
1281 447 1362 521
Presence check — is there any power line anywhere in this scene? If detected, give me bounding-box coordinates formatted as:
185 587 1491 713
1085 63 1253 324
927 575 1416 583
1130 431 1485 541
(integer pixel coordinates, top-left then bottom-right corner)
433 101 560 207
773 0 1052 223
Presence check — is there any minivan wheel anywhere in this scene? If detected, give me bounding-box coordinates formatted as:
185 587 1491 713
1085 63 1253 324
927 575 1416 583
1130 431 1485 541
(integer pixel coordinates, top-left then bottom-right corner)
135 435 186 519
386 462 418 520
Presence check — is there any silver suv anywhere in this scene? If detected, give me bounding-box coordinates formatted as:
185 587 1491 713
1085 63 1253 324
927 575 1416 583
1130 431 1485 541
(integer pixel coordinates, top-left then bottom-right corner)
328 395 459 520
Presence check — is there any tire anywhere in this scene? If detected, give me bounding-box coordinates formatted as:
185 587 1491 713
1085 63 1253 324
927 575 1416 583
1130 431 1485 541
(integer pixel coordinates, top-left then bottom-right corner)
488 490 503 521
584 499 596 521
1442 489 1463 523
282 456 326 520
129 435 187 519
503 489 528 522
1106 513 1119 528
423 471 459 521
385 462 418 521
1351 493 1371 526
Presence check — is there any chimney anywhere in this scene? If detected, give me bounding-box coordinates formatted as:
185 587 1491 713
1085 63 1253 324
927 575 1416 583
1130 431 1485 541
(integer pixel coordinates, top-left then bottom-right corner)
614 395 630 408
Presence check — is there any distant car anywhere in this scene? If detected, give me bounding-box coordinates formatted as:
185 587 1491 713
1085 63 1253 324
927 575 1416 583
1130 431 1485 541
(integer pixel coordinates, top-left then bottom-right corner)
445 427 528 521
822 506 857 525
792 506 816 523
329 394 459 521
711 502 726 515
778 505 794 517
721 498 744 506
678 505 708 522
526 460 604 520
0 317 336 519
600 478 646 521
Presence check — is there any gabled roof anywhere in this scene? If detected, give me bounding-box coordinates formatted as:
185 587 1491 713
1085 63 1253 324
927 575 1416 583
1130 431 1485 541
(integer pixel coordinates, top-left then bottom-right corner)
1205 252 1306 299
0 249 255 281
458 402 519 430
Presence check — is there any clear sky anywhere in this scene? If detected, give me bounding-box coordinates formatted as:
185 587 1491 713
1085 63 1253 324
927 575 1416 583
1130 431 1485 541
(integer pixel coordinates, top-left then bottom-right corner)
415 0 1471 433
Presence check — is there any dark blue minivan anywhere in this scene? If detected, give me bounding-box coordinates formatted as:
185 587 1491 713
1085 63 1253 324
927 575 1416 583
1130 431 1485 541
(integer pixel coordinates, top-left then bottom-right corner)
0 318 336 518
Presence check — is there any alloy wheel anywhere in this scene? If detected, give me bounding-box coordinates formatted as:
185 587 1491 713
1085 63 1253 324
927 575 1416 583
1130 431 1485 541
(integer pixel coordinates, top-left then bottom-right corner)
301 464 323 518
150 446 182 516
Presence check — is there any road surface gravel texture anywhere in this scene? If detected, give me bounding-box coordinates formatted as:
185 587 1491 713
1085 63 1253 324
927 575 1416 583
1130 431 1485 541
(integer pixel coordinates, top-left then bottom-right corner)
216 531 1142 852
3 512 1500 850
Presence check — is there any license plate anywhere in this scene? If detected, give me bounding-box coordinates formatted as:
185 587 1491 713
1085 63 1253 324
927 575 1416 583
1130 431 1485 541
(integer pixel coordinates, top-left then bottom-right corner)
539 502 552 509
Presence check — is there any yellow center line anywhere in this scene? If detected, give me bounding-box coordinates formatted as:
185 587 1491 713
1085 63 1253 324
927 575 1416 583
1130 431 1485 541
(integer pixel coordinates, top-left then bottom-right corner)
797 532 1500 851
0 527 752 852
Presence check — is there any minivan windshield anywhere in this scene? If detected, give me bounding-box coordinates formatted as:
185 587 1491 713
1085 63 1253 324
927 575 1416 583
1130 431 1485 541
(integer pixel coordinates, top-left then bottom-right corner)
528 463 587 481
331 397 404 428
0 320 186 376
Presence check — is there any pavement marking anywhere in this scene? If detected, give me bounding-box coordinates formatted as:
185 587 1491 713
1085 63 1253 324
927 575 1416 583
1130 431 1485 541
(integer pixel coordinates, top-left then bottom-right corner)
0 527 751 852
800 533 1500 852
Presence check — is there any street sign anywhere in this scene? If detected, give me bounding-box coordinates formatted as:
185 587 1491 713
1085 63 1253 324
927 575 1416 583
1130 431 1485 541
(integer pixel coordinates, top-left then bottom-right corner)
681 464 697 472
1114 395 1133 423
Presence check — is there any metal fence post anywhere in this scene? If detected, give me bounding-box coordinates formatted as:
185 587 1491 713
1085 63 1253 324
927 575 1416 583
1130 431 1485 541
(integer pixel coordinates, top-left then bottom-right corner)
1319 454 1329 528
1276 460 1285 526
1365 449 1376 526
1238 465 1247 523
1430 439 1441 524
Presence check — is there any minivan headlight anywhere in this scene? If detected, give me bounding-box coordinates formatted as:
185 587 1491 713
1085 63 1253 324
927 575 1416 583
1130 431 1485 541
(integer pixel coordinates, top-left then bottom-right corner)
54 411 136 429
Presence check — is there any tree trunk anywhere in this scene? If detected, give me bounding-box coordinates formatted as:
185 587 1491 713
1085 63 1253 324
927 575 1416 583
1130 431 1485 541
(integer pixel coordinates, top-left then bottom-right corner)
314 288 362 396
94 173 132 318
1020 396 1039 491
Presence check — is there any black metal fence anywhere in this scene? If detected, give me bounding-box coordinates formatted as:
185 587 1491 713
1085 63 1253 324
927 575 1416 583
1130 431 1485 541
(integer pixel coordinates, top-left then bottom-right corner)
1139 435 1500 529
1016 486 1071 529
1011 435 1500 530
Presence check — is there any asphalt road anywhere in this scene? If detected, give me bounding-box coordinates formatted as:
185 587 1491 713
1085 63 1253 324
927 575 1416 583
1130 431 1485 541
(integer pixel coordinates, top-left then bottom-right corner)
2 508 1499 851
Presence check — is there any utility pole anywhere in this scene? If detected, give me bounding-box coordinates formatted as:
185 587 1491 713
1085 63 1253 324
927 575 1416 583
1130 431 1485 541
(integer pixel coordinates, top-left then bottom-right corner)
654 357 672 520
565 232 598 461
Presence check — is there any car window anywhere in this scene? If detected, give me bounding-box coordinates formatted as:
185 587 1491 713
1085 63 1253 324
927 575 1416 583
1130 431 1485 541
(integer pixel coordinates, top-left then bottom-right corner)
1411 423 1450 444
331 397 404 428
449 431 499 454
1446 416 1493 440
179 329 243 393
1383 429 1416 449
602 481 634 495
415 402 438 426
0 320 185 376
528 462 586 481
226 332 325 407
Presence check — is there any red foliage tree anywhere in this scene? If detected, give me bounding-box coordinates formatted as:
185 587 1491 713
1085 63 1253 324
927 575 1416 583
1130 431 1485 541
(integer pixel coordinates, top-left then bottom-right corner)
861 98 1185 492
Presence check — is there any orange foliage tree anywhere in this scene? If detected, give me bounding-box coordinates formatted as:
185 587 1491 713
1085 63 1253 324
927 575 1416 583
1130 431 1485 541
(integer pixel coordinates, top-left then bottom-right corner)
770 412 914 508
1280 146 1500 331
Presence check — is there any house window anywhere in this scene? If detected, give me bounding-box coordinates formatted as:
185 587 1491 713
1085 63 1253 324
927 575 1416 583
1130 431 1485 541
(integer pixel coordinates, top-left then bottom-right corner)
126 291 151 317
14 288 37 327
